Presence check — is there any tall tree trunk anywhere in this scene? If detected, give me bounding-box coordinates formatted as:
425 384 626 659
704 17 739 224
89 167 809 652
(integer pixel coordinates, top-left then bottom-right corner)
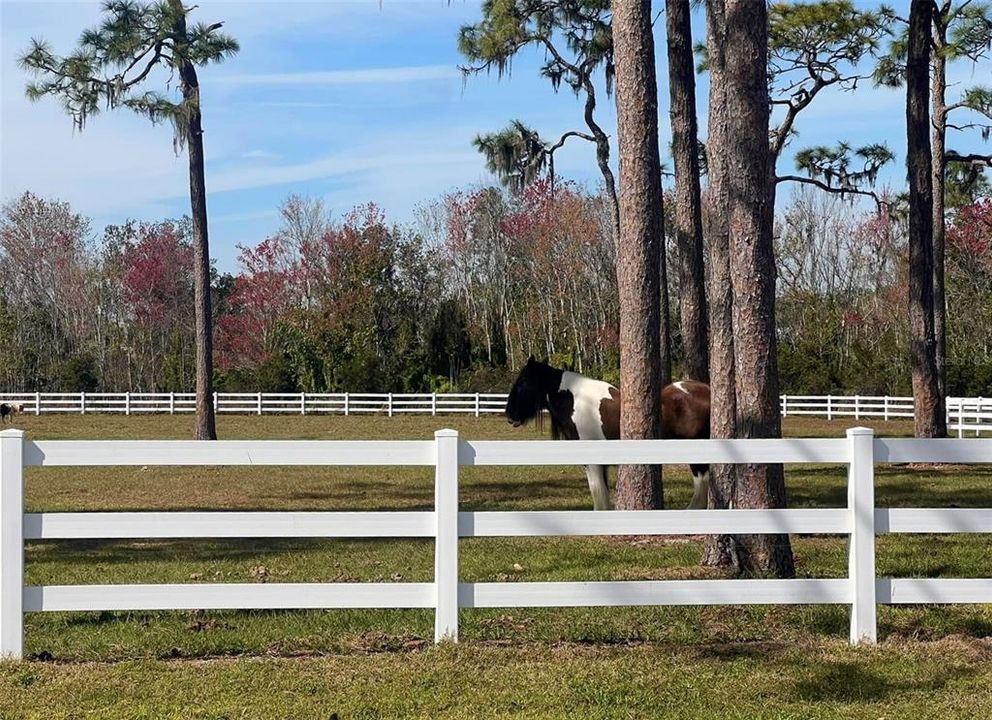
174 1 216 440
186 100 217 441
727 0 793 577
613 0 664 510
931 18 949 435
707 0 794 577
908 0 942 439
702 0 738 567
666 0 709 383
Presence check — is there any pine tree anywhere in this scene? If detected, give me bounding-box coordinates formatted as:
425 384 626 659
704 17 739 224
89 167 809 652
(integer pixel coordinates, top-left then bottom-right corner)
20 0 238 440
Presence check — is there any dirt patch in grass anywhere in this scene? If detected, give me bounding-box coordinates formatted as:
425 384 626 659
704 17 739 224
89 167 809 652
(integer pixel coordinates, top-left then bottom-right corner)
344 631 430 654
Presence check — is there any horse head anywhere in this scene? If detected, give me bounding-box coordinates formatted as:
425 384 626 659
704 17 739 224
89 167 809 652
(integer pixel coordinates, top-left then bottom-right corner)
505 356 551 427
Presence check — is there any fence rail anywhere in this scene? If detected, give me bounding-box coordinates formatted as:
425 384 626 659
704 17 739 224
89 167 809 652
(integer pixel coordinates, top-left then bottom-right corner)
1 392 990 435
2 427 992 658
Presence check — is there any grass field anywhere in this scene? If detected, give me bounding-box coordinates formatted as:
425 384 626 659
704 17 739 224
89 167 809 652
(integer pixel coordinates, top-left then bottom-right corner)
2 413 991 718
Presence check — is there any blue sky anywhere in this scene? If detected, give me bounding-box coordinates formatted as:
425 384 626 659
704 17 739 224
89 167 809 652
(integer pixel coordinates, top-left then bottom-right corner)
2 1 990 273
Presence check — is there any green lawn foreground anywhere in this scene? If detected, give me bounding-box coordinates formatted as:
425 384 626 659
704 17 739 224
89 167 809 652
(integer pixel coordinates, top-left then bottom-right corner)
1 413 991 718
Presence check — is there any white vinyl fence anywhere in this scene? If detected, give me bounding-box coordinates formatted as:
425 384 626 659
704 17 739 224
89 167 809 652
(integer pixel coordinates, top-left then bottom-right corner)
779 395 992 437
2 392 990 433
0 392 507 418
2 427 992 658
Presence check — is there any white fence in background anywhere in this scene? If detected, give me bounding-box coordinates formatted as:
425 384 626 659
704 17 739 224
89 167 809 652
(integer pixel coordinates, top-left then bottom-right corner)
2 427 992 658
1 391 990 435
779 395 992 437
0 392 507 418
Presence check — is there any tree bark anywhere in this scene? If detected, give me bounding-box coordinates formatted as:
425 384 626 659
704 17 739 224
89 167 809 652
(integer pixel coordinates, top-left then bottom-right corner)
727 0 792 577
666 0 709 383
706 0 794 577
660 247 673 388
613 0 664 510
174 0 217 441
908 0 942 439
931 12 948 434
702 0 738 567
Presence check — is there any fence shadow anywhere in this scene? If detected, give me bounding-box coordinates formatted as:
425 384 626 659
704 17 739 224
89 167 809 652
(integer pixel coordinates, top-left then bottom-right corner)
788 659 974 703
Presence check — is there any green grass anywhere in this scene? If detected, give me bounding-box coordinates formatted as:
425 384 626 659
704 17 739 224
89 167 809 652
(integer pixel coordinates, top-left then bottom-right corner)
2 413 992 718
3 640 992 719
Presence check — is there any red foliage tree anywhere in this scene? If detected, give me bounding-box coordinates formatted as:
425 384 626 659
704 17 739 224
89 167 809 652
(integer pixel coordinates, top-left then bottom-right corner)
216 237 297 370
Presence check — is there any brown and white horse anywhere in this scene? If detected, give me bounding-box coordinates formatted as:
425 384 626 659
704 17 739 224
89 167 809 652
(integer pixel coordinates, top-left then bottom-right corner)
0 403 23 423
505 357 711 510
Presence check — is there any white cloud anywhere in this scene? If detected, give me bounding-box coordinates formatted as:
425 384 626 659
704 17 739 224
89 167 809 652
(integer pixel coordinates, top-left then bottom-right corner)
208 145 479 196
254 101 347 108
212 208 280 225
213 65 460 87
241 149 282 160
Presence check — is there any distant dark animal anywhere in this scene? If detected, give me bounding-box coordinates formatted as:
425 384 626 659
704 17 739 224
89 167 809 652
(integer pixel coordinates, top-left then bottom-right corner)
505 357 711 510
0 403 24 423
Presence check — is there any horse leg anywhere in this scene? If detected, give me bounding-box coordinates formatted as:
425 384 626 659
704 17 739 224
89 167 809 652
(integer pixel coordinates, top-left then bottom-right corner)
688 464 710 509
585 464 612 510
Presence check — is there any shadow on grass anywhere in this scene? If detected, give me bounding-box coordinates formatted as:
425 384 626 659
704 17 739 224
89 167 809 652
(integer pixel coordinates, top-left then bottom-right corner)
786 464 992 509
693 640 793 662
789 659 973 702
27 537 431 566
880 607 992 640
796 608 849 636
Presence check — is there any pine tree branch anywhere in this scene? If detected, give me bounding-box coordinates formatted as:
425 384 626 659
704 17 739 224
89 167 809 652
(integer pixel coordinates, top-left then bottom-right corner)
776 174 889 210
548 130 596 152
538 35 585 78
945 151 992 165
124 42 164 88
945 121 992 131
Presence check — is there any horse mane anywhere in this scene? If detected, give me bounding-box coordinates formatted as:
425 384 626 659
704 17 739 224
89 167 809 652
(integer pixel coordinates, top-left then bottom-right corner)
507 357 568 438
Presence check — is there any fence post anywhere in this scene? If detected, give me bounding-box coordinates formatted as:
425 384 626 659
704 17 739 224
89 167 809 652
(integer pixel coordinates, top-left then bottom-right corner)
80 391 86 415
434 428 459 642
34 393 40 417
169 392 175 416
883 396 890 422
977 397 984 438
847 426 876 645
827 395 833 421
0 429 25 659
213 392 218 413
946 398 961 439
432 393 437 417
344 392 350 417
257 392 263 416
475 393 480 418
854 395 860 420
300 392 306 416
125 391 131 417
782 395 788 418
388 393 393 417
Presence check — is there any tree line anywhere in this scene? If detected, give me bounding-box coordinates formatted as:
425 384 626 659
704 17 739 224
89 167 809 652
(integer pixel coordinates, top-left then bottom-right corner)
0 184 617 397
4 181 991 397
